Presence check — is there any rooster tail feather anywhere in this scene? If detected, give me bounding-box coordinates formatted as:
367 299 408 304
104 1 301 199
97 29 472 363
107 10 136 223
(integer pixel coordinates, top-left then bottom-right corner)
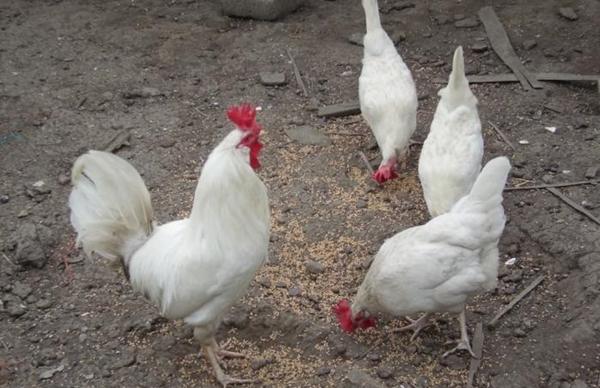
439 46 477 109
69 150 154 264
448 46 467 92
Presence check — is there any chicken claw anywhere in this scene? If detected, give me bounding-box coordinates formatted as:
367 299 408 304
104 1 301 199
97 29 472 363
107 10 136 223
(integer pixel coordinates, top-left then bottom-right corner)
442 310 477 358
204 344 259 387
213 339 246 359
392 313 430 341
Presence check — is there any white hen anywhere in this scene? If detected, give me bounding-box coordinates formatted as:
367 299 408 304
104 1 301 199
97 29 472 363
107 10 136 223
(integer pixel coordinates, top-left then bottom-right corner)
335 157 510 357
69 104 270 387
359 0 418 184
419 46 483 217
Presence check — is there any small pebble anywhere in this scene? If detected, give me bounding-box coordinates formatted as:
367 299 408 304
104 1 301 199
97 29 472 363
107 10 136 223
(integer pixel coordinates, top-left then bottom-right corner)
305 259 324 274
376 366 393 379
288 286 301 297
471 42 488 52
316 366 331 376
558 7 578 21
522 39 537 50
454 18 479 28
0 195 9 204
58 174 70 185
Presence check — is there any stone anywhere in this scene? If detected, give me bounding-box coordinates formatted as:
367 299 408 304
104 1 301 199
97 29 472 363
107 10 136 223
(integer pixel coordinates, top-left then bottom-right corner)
0 195 9 204
159 138 176 148
288 286 301 297
39 364 64 380
223 310 249 329
12 282 32 299
140 87 162 97
435 15 451 25
111 351 136 369
376 366 393 379
390 30 407 44
14 223 53 269
57 174 70 185
305 259 324 274
285 126 331 146
513 328 527 337
8 303 26 317
455 18 479 28
570 379 589 388
356 199 368 209
585 166 598 179
316 366 331 376
345 368 383 388
250 358 273 370
558 7 578 21
523 39 537 50
259 71 287 86
348 32 364 46
220 0 304 21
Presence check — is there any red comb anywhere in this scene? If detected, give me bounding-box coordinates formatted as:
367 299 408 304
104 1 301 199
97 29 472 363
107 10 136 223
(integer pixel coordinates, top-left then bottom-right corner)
333 299 354 333
227 104 259 132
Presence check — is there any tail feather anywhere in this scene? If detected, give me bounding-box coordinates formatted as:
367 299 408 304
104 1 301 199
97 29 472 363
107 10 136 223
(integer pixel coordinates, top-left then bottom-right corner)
69 150 154 263
468 156 511 203
439 46 477 109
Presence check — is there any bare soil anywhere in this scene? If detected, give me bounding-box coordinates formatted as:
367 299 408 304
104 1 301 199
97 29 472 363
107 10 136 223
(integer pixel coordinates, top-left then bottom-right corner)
1 0 599 387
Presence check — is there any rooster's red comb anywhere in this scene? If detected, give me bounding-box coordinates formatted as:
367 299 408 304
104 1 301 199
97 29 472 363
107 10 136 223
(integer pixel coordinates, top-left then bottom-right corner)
227 104 259 132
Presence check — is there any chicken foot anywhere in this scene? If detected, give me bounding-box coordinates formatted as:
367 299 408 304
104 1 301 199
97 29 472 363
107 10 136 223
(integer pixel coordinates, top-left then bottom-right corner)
212 338 246 359
203 343 259 387
392 313 430 341
442 310 476 358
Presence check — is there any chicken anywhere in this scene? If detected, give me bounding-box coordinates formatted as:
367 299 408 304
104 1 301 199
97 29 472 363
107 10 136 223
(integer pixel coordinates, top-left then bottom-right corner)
68 104 270 387
358 0 418 184
418 46 483 217
334 157 510 357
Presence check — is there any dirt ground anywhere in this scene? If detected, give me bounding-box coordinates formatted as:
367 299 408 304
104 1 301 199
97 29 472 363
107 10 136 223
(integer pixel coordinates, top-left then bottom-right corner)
1 0 599 387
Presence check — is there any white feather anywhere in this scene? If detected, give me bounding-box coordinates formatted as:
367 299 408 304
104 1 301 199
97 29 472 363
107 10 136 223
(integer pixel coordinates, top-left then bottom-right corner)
358 0 418 166
419 46 483 217
352 157 510 317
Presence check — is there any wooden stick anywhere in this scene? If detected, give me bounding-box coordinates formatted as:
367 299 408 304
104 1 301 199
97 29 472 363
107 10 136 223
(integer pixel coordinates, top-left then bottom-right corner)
2 253 16 267
465 73 600 84
488 121 516 151
467 322 484 388
286 49 308 97
328 131 366 137
546 187 600 226
478 7 542 90
505 179 599 191
488 275 545 327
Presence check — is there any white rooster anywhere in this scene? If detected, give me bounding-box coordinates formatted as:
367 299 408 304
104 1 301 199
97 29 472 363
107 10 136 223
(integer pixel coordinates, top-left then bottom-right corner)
69 104 270 387
334 157 510 357
419 46 483 217
359 0 418 184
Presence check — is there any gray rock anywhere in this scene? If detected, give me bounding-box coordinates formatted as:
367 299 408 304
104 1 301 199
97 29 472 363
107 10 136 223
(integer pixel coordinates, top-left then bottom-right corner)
305 259 324 274
285 126 331 146
220 0 304 21
14 223 54 268
390 30 407 45
223 310 249 329
558 7 578 21
523 39 537 50
513 328 527 337
8 303 26 317
435 15 451 25
376 366 393 379
57 174 70 185
455 18 479 28
570 379 589 388
585 166 598 179
0 194 8 204
140 87 162 97
345 368 384 388
357 199 368 209
111 351 136 369
348 32 364 46
12 282 32 299
250 358 273 370
38 364 64 380
259 72 287 86
316 366 331 376
288 286 301 297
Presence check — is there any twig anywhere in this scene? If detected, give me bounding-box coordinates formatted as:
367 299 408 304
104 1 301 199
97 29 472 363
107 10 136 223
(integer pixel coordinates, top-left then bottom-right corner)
286 49 308 97
358 151 375 177
328 131 366 137
467 322 484 388
488 275 545 327
546 187 600 226
2 253 17 267
505 179 599 191
488 121 515 151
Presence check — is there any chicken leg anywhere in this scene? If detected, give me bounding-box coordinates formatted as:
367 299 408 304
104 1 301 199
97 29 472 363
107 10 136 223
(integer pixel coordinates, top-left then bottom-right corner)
442 310 476 358
203 342 258 387
392 313 430 341
212 338 246 359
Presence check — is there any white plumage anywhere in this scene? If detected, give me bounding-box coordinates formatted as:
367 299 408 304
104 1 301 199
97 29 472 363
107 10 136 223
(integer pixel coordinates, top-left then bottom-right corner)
350 157 510 356
358 0 418 184
69 117 270 386
419 46 483 217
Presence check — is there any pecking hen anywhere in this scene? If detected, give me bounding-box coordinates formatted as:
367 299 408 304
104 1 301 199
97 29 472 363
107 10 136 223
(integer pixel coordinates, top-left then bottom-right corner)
334 157 510 357
359 0 418 184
